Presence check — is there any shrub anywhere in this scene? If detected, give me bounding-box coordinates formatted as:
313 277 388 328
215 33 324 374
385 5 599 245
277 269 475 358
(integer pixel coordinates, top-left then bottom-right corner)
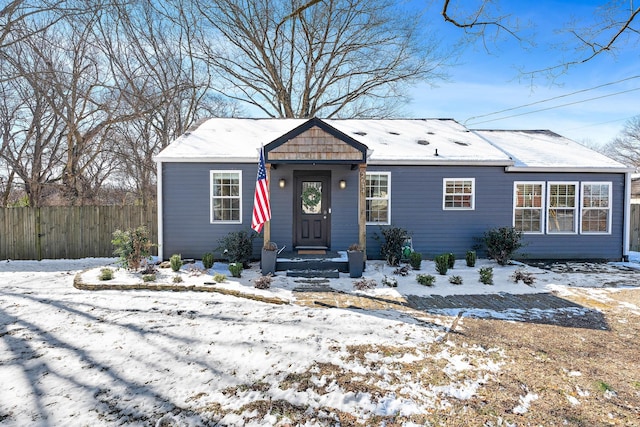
99 268 113 281
254 275 272 289
111 226 155 271
434 254 449 275
376 226 408 266
172 275 184 284
228 262 243 278
447 253 455 269
217 230 256 267
511 268 535 286
483 226 524 266
416 274 436 286
142 274 156 282
382 275 398 287
449 275 463 285
409 252 422 270
479 266 494 285
202 252 215 269
170 254 182 272
353 278 377 290
465 250 477 267
393 265 410 276
212 273 227 283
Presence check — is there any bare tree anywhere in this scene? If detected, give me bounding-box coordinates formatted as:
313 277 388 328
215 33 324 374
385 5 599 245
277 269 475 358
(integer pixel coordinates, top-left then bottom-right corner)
602 116 640 169
189 0 449 118
440 1 639 77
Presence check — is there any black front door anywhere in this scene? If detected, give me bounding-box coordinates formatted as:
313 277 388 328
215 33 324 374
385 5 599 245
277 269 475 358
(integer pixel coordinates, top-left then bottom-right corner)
294 171 330 248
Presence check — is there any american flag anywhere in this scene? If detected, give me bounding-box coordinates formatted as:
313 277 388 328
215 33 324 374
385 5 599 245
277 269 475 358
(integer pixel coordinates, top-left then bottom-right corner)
251 147 271 233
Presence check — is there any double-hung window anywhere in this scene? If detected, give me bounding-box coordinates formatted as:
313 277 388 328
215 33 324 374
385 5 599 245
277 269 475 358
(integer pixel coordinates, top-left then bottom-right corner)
580 182 611 234
365 172 390 224
443 178 475 210
547 182 578 233
210 170 242 223
513 182 544 233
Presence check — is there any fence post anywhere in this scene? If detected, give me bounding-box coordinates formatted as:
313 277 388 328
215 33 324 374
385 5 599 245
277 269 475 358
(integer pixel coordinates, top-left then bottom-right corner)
35 207 42 261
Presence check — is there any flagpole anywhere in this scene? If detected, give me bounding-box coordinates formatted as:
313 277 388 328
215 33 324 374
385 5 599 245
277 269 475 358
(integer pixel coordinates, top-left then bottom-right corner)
263 162 271 248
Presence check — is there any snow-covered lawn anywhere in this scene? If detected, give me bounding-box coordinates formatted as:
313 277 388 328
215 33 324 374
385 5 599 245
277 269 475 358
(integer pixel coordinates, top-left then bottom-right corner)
1 255 639 425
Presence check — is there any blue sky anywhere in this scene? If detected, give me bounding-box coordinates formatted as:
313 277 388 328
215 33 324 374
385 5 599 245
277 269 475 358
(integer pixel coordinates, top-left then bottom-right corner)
407 0 639 145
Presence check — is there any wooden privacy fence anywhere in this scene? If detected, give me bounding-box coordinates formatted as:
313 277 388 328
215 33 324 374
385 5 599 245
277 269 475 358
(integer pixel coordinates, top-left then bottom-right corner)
0 206 157 260
631 203 640 252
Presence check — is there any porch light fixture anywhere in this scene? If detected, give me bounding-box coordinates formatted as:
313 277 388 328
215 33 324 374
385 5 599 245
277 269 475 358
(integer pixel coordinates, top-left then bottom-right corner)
279 178 286 188
339 179 347 189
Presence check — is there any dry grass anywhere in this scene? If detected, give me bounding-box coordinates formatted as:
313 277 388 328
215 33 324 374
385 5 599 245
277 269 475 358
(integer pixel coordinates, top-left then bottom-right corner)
191 291 640 426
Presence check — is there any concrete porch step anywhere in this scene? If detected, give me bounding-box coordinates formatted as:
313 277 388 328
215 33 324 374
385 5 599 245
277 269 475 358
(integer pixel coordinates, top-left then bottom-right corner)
286 269 340 278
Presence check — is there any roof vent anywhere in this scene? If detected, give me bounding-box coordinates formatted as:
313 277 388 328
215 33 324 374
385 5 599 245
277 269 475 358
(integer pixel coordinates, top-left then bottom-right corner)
454 141 469 146
426 131 435 135
388 131 400 135
353 131 367 136
417 140 430 145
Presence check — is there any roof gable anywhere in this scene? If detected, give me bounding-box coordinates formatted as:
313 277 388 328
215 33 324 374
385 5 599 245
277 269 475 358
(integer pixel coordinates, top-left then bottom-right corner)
265 118 367 164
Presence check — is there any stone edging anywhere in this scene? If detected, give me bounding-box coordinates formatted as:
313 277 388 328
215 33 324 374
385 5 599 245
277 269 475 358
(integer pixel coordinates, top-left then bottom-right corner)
73 271 289 305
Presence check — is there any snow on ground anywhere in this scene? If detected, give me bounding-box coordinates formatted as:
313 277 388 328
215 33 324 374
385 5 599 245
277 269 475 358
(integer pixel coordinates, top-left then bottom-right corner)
0 255 639 425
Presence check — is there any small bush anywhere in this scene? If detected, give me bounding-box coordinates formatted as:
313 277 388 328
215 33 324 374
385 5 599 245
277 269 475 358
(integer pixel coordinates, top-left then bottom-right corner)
434 254 449 275
409 252 422 270
140 264 157 275
99 268 113 281
393 265 410 276
228 262 243 278
185 264 205 276
170 254 182 272
353 278 377 290
449 275 463 285
142 274 156 282
212 273 227 283
202 252 215 269
111 226 155 271
465 250 477 267
483 226 524 266
172 275 183 284
376 226 409 266
479 266 494 285
511 268 535 286
447 253 455 269
254 275 272 289
217 230 256 267
382 275 398 287
417 274 436 286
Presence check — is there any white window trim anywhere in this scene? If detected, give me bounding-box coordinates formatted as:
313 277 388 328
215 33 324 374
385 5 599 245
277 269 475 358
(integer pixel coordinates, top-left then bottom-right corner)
442 178 475 210
546 181 578 234
580 181 612 235
365 171 391 225
210 170 242 224
513 181 545 234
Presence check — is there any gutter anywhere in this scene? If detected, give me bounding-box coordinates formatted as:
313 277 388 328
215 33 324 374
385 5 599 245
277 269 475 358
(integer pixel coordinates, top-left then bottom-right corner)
156 160 164 261
623 171 631 261
505 166 635 173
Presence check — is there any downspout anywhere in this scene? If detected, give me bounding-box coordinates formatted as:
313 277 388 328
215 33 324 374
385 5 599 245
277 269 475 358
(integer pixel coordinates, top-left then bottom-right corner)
157 160 164 261
623 171 631 261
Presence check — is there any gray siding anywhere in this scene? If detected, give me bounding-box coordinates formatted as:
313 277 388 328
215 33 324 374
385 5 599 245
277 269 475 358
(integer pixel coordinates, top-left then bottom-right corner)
162 162 626 261
365 167 625 261
162 162 359 259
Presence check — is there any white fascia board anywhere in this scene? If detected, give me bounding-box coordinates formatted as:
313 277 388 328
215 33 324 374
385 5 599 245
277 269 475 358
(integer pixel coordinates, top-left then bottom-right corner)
505 166 634 173
368 160 513 167
153 156 255 163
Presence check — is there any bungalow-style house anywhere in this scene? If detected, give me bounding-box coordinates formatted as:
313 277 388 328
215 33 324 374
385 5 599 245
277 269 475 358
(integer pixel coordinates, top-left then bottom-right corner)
154 118 633 263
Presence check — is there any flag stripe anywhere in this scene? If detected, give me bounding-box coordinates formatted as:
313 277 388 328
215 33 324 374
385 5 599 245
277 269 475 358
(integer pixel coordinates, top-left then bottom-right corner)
251 147 271 233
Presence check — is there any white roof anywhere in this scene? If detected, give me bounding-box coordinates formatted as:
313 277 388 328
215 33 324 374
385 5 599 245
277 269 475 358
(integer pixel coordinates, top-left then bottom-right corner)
155 118 630 171
474 129 631 172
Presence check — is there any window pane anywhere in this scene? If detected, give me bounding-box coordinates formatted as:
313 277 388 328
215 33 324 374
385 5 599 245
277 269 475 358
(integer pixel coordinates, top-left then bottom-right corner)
582 209 608 232
302 181 322 214
548 209 575 232
211 171 241 222
515 209 541 232
366 173 390 223
444 179 473 209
